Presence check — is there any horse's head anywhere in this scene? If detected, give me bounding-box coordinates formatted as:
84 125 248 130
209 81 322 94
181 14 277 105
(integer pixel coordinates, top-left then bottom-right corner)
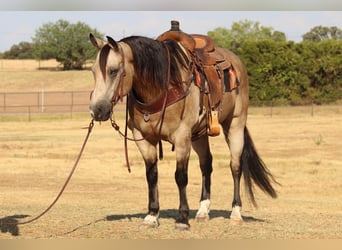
89 33 132 121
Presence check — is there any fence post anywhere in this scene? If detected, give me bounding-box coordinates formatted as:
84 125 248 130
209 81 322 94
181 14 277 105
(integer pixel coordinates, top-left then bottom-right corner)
28 106 31 122
3 93 6 112
71 91 74 107
40 82 45 112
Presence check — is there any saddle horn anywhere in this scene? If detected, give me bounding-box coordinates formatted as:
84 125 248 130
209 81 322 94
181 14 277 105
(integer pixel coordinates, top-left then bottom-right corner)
106 36 119 51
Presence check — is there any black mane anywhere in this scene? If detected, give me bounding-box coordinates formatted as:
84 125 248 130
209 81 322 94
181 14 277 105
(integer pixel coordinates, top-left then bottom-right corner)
120 36 189 92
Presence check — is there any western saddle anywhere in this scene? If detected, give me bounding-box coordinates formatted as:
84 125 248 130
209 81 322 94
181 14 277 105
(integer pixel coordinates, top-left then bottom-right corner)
157 20 239 136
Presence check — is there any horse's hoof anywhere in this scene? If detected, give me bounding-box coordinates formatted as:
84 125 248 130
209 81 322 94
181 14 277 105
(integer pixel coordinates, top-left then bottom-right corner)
230 218 243 225
175 222 190 231
142 220 159 228
230 206 243 224
142 214 159 228
196 199 210 222
195 214 210 222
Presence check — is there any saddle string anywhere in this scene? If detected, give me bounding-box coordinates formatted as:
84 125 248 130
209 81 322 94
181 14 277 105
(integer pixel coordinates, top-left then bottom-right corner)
111 46 127 106
0 119 95 226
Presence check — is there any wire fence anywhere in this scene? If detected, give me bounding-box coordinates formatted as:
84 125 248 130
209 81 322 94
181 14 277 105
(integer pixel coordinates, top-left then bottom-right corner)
0 91 341 121
1 90 87 111
0 91 125 121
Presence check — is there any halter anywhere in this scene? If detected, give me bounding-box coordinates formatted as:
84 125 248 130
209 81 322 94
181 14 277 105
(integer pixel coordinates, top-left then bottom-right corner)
111 45 127 105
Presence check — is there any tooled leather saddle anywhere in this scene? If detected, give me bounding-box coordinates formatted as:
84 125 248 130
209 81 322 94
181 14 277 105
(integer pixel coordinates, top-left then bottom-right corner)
157 20 240 136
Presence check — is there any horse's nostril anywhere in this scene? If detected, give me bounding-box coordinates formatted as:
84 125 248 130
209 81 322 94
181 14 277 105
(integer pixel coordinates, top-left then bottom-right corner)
89 102 111 121
89 109 95 118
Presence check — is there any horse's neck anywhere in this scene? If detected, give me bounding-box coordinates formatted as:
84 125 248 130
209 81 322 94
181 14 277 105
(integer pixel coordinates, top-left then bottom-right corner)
132 80 165 104
128 46 167 104
119 42 164 104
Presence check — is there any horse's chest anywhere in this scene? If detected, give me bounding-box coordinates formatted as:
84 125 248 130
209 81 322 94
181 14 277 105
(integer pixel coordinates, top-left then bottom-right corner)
130 108 173 137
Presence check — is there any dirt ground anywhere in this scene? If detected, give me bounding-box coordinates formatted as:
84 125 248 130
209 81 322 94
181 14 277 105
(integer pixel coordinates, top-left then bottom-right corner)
0 106 341 239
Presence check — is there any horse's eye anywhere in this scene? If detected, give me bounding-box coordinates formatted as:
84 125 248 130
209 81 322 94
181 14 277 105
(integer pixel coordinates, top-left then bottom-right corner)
108 67 119 78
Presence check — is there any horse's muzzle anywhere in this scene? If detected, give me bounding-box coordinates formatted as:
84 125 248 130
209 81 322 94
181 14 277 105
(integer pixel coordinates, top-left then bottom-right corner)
89 100 112 121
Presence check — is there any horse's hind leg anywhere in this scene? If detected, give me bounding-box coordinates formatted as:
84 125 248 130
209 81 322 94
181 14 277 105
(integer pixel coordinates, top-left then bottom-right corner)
224 118 245 222
192 135 212 221
173 134 192 230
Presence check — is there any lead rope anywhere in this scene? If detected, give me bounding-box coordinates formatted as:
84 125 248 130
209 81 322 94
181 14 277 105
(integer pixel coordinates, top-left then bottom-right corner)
0 119 94 226
124 99 131 173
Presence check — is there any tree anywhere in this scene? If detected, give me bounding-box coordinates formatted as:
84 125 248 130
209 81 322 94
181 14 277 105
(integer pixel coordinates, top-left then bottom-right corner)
207 20 286 53
302 25 342 42
32 19 103 70
295 40 342 104
238 40 301 105
2 42 34 59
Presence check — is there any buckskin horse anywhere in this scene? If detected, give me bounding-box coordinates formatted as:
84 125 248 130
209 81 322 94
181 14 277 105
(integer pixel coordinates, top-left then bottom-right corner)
88 21 277 230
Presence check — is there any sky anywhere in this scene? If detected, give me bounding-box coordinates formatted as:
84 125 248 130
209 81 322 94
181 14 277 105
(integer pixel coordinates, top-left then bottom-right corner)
0 11 341 53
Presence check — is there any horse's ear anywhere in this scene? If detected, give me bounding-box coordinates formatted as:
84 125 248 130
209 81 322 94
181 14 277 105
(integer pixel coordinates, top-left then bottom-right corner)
106 36 119 52
89 33 105 49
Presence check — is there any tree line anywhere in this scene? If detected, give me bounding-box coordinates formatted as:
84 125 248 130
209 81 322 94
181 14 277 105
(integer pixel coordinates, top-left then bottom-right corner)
208 21 342 105
1 19 341 105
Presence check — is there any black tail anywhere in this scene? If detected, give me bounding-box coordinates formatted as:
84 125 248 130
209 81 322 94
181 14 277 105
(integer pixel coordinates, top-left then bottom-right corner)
241 127 278 207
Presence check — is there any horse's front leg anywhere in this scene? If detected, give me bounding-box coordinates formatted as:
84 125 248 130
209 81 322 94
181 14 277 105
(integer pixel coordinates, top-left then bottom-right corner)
133 130 160 228
144 157 159 228
192 135 212 221
174 134 192 230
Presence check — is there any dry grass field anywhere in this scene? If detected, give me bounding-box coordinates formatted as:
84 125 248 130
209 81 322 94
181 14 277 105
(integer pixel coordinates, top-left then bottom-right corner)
0 59 93 92
0 60 341 239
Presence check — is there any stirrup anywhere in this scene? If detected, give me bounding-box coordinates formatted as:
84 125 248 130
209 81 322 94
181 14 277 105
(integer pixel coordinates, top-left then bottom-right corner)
208 110 220 136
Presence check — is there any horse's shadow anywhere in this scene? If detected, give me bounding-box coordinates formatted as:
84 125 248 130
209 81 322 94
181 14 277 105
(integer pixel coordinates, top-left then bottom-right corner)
106 209 264 223
0 214 29 236
0 211 264 237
